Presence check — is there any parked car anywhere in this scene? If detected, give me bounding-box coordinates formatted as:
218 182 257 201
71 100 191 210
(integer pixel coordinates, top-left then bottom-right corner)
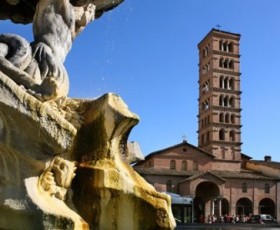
248 214 277 224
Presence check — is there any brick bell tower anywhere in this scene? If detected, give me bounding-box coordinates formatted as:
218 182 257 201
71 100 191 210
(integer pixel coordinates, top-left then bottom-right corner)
197 28 242 161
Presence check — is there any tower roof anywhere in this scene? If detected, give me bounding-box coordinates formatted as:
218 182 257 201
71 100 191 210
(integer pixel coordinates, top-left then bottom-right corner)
198 28 241 48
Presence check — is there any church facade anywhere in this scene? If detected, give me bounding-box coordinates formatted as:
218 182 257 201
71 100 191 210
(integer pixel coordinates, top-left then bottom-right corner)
134 29 280 223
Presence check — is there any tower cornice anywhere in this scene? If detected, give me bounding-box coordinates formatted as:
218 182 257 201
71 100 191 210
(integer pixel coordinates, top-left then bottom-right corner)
212 68 241 76
212 50 241 58
198 28 241 48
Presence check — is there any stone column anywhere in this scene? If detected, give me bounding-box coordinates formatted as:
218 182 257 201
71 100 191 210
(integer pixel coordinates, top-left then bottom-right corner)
218 199 222 217
205 200 211 223
212 200 215 215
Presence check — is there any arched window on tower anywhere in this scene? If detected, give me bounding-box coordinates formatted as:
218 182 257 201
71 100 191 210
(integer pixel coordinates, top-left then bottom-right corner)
202 66 206 74
203 48 206 58
228 42 233 52
224 96 228 107
205 99 210 109
219 129 225 141
223 59 228 68
200 134 204 145
229 78 234 90
224 77 228 89
220 40 233 52
229 60 234 69
219 95 224 106
219 113 224 122
203 46 209 58
219 40 223 51
229 130 235 141
202 81 209 93
223 42 228 52
202 99 209 110
207 62 210 71
231 114 235 124
219 58 223 68
229 97 235 107
220 76 224 88
225 113 230 123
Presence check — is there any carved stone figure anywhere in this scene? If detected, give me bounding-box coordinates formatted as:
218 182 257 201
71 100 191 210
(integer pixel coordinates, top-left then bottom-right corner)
39 157 77 200
0 0 176 229
0 0 97 100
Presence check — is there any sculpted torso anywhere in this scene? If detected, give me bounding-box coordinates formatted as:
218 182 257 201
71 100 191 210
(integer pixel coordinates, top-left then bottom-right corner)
0 0 95 101
33 0 74 62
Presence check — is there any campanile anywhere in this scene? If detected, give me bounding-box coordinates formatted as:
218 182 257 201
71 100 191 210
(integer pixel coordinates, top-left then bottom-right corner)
197 29 242 161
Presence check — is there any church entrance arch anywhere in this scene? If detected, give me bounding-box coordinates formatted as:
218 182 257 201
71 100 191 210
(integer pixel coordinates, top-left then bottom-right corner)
236 198 252 216
194 181 221 223
259 198 275 216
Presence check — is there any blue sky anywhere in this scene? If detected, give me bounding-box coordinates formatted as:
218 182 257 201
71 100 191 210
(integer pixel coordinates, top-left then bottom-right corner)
2 0 280 161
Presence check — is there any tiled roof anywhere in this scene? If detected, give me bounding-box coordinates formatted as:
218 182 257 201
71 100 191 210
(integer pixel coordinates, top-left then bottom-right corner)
183 171 226 182
134 167 194 176
136 141 214 163
211 170 277 180
134 167 279 181
249 160 280 169
241 153 252 160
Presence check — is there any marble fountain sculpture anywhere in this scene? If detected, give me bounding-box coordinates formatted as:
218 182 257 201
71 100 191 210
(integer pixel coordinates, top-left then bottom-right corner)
0 0 176 229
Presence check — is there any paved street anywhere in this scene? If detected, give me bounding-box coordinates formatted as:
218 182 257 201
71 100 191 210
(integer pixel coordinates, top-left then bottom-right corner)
175 223 280 229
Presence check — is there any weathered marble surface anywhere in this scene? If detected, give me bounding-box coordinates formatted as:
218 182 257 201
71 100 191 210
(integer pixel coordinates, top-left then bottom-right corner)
0 0 124 24
0 0 176 229
0 71 176 229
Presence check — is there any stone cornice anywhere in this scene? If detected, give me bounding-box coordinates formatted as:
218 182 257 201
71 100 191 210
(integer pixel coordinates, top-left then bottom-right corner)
209 122 242 129
198 106 241 116
206 140 242 147
213 50 240 58
211 87 242 95
198 29 240 48
212 106 242 112
212 29 241 40
212 68 241 76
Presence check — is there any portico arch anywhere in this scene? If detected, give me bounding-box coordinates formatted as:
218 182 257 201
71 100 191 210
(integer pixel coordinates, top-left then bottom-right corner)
259 198 275 216
195 181 221 222
196 181 220 201
236 198 252 216
221 198 229 216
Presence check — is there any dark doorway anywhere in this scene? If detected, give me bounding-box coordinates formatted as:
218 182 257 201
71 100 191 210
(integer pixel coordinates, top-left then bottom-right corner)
236 198 252 216
194 181 220 222
221 198 229 215
259 198 275 217
193 197 204 223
